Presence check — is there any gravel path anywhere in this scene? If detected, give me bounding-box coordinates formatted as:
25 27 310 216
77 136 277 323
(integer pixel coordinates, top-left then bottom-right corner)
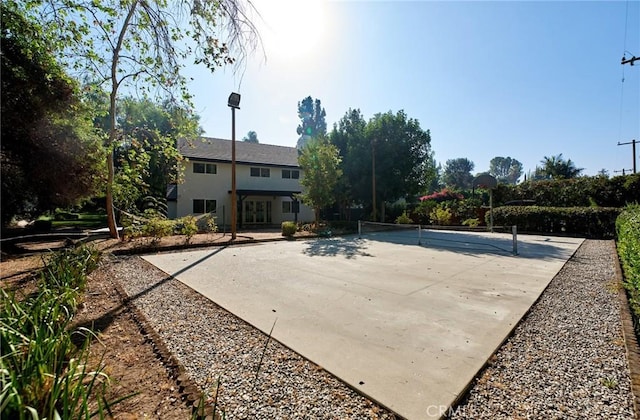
106 239 635 419
450 239 635 419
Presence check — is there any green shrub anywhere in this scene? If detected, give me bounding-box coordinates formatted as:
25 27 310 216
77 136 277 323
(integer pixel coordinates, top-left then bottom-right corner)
617 205 640 338
395 212 413 224
489 206 621 238
493 173 640 207
177 216 198 242
281 221 297 237
143 217 175 242
412 200 438 225
462 218 480 228
430 205 453 225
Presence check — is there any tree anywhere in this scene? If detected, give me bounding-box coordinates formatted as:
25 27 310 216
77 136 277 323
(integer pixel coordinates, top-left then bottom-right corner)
1 1 104 225
330 109 433 220
442 158 475 190
298 137 342 227
296 96 327 149
30 0 260 238
328 108 367 218
540 154 584 180
489 156 523 184
109 97 201 210
366 111 433 219
243 130 259 143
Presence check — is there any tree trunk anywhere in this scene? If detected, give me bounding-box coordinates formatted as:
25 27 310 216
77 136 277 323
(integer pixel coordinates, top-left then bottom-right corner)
105 150 119 238
105 1 139 239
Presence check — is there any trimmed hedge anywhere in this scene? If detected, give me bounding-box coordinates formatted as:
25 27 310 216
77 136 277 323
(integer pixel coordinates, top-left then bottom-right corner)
493 174 640 207
617 205 640 337
488 206 622 238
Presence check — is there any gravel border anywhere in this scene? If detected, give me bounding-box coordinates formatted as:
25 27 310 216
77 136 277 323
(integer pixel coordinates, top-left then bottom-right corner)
104 239 636 419
449 239 635 419
105 255 397 419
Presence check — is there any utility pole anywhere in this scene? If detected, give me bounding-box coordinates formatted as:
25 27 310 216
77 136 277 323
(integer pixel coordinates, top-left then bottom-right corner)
614 169 632 176
622 55 639 66
617 139 637 174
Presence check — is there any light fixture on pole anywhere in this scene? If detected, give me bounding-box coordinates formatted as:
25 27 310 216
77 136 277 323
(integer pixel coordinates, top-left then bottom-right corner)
228 92 241 240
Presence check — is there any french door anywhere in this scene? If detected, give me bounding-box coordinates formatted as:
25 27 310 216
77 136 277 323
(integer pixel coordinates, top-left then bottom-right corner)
244 200 272 224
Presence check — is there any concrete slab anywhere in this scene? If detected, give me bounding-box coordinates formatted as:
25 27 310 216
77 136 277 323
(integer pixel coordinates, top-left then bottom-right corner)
142 231 583 419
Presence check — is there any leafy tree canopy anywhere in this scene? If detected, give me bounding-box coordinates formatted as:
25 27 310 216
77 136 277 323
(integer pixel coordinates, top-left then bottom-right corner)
329 109 433 218
298 136 342 226
489 156 523 185
296 96 327 149
1 0 104 224
22 0 260 238
101 97 201 212
243 130 259 143
442 158 475 190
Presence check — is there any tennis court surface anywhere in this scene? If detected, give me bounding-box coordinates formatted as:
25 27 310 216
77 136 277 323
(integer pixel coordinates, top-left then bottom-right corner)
143 231 583 419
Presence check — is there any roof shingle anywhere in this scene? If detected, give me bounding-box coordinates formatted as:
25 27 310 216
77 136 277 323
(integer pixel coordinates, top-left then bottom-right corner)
179 137 300 167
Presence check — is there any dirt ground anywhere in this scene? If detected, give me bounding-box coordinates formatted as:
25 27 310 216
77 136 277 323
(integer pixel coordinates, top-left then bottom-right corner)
0 231 295 419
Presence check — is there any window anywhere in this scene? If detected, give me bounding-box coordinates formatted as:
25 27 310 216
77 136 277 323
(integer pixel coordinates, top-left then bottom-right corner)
282 169 300 179
193 199 216 214
193 162 216 174
250 167 270 177
282 201 291 213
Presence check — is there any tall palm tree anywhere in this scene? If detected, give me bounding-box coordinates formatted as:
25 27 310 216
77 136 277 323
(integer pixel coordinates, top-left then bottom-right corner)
540 154 584 179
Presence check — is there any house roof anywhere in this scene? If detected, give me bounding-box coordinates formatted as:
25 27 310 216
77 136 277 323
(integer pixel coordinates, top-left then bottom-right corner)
179 137 300 167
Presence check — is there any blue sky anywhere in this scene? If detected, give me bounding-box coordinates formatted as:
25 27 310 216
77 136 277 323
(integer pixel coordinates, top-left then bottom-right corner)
184 1 640 178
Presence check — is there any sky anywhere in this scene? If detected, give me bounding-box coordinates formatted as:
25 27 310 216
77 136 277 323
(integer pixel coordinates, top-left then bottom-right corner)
183 0 640 177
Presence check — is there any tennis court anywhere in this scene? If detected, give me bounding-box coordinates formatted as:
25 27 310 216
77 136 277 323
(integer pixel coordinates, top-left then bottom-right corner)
143 230 583 419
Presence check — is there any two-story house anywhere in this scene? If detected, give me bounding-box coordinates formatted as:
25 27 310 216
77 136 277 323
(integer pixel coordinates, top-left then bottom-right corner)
167 137 314 228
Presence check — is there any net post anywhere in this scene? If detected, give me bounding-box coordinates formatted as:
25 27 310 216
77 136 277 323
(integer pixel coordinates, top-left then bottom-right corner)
358 220 362 239
418 224 422 245
512 225 518 255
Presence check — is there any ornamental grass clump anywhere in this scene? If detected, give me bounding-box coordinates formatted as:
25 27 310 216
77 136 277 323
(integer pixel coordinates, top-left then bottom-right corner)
0 245 118 419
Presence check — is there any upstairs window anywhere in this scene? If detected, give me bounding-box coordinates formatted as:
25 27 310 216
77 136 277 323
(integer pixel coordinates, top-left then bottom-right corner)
250 167 270 177
282 169 300 179
193 162 216 174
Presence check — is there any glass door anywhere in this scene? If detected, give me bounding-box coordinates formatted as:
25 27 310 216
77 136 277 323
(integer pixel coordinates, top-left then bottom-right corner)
244 200 272 224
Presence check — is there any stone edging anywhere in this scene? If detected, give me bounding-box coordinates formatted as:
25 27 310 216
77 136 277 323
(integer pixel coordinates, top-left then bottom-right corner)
111 279 220 418
611 240 640 419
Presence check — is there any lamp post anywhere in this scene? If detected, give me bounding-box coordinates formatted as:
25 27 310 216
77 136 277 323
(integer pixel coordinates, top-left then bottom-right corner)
371 138 376 222
228 92 241 239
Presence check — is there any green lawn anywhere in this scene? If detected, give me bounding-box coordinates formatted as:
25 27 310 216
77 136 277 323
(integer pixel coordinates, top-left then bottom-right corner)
39 213 108 229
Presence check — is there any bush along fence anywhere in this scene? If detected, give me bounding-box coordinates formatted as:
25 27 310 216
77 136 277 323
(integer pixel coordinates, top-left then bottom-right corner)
488 206 622 238
492 173 640 208
617 205 640 339
0 245 116 419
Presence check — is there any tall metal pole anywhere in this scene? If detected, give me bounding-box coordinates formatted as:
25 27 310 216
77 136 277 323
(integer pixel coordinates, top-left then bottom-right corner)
231 108 237 240
371 139 376 222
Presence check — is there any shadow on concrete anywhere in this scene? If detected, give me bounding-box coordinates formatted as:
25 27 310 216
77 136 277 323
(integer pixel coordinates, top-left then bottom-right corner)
302 236 373 258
